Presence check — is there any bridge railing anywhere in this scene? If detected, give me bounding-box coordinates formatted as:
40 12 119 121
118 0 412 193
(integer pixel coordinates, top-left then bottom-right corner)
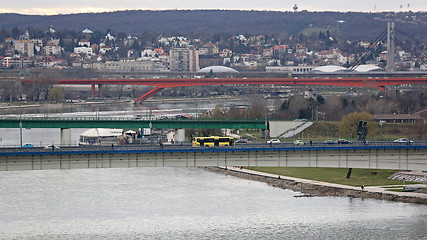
0 116 267 122
0 116 144 121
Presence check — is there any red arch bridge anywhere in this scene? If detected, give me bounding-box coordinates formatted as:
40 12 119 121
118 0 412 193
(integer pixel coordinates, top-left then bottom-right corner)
25 77 427 103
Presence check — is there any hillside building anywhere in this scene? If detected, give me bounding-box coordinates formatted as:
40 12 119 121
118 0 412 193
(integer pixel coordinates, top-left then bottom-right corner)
13 40 35 57
44 40 62 55
90 60 167 72
169 48 199 72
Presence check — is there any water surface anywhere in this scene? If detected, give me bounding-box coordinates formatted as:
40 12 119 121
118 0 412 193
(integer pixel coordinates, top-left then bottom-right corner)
0 167 425 239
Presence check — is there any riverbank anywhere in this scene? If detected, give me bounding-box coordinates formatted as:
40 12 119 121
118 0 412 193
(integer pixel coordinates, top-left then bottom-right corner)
203 166 427 205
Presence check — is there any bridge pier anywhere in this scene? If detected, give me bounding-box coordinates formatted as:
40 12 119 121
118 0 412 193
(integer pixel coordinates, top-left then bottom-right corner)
261 129 268 139
91 84 95 97
98 84 102 97
175 129 185 144
90 84 103 98
60 128 71 146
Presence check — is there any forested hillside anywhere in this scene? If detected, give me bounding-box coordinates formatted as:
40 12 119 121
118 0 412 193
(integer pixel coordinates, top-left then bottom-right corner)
0 10 426 40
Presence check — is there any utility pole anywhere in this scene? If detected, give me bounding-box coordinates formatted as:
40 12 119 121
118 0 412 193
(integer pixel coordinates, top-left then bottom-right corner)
387 22 395 71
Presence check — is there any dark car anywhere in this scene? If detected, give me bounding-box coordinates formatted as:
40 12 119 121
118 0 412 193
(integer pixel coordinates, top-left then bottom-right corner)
323 140 335 144
336 139 351 144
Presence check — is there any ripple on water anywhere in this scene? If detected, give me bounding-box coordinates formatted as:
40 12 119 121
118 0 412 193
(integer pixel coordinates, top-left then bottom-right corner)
0 168 426 240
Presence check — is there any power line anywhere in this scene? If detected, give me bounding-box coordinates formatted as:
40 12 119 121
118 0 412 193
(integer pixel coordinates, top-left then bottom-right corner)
348 28 387 71
394 37 427 66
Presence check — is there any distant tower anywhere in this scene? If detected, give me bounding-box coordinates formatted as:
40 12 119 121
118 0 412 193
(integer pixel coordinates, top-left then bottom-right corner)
386 22 395 71
293 4 298 12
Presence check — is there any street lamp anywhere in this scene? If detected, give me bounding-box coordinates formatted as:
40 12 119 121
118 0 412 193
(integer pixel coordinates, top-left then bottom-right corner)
380 95 384 139
19 114 23 147
264 106 268 139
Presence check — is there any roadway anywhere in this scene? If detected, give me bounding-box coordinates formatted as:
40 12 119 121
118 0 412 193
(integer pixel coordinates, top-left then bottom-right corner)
1 141 425 155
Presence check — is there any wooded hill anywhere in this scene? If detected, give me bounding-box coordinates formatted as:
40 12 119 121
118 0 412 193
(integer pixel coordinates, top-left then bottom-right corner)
0 10 426 40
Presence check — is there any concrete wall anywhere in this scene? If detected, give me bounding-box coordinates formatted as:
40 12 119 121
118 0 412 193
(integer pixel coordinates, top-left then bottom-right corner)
269 121 313 138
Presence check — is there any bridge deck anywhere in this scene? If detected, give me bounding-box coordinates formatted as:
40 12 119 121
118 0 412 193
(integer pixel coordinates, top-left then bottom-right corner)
22 77 427 102
1 144 426 171
0 117 267 129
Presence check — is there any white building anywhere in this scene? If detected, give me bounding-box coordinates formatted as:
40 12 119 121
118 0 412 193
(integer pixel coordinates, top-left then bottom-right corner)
74 46 93 55
78 39 90 47
79 128 123 146
266 66 315 73
141 49 158 58
91 60 156 72
99 46 113 54
44 44 62 55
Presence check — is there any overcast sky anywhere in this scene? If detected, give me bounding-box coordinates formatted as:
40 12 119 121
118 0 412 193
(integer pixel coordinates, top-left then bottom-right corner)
0 0 426 15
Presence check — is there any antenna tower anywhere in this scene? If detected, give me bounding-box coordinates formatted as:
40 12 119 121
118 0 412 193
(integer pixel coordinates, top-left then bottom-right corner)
293 4 298 12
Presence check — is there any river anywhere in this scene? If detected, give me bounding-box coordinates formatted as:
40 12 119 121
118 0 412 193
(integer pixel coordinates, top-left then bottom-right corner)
0 167 426 239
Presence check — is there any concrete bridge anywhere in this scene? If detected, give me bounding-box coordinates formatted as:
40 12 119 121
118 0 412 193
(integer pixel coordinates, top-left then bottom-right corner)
1 144 425 171
0 116 267 129
0 116 270 145
0 116 314 145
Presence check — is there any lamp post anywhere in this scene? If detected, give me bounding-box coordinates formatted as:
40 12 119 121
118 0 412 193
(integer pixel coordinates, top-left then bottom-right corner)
380 95 384 139
264 106 268 139
19 114 23 147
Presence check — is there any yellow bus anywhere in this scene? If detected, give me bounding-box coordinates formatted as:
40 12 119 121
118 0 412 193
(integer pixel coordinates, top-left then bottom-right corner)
192 136 235 147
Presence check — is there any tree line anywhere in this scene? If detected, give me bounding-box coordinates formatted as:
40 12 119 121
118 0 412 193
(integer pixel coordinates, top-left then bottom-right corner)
1 10 426 40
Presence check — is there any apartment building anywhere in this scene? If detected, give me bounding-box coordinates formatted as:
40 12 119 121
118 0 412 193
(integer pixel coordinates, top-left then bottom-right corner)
169 48 199 72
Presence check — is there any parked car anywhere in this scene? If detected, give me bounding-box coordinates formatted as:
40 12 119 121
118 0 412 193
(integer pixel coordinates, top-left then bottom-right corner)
22 143 33 147
267 139 281 144
44 145 60 150
393 138 413 144
336 139 352 144
293 140 306 145
323 140 335 144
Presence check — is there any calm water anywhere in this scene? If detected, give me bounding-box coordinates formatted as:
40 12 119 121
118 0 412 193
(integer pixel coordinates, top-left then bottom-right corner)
0 167 426 239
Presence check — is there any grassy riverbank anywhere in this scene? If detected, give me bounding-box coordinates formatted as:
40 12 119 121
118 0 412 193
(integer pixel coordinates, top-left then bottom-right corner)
245 167 409 186
300 121 424 141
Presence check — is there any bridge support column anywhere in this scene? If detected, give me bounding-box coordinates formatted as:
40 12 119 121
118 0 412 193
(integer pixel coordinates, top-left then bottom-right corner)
175 129 185 144
98 84 102 97
60 128 71 146
260 129 268 139
91 84 95 98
